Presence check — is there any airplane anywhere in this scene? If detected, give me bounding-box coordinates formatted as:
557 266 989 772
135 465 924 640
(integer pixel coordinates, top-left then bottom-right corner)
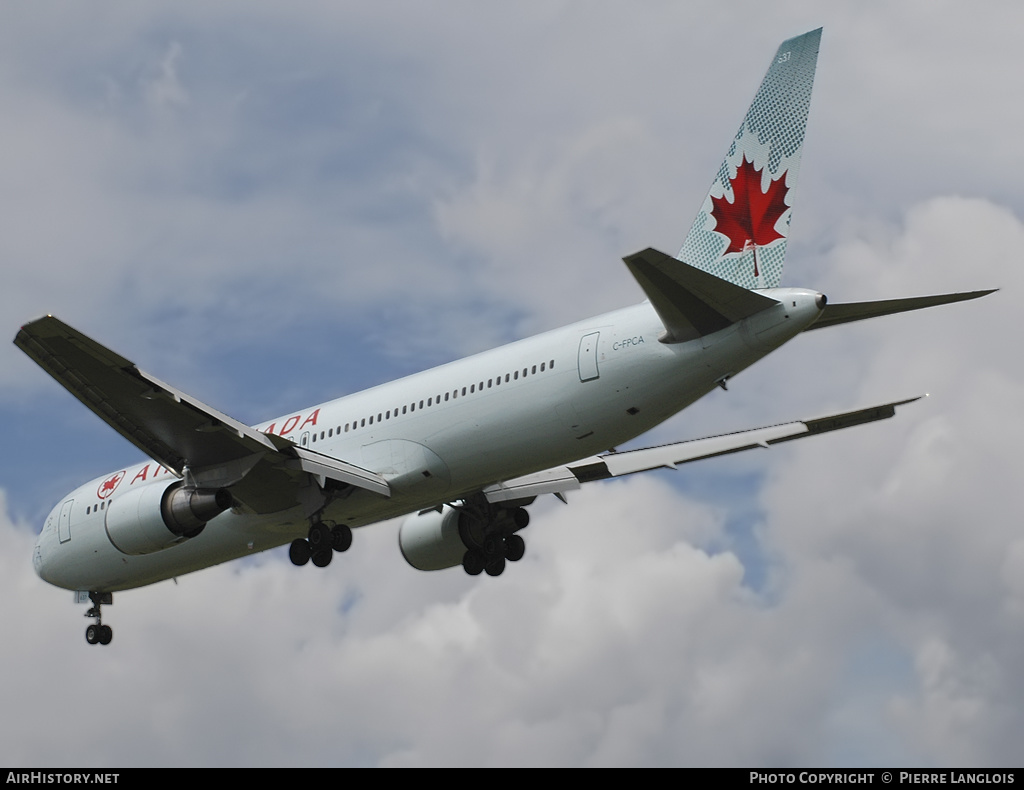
15 28 994 646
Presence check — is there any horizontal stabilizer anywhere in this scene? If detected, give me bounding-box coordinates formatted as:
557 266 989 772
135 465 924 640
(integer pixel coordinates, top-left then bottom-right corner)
624 247 778 342
484 396 920 503
806 290 996 331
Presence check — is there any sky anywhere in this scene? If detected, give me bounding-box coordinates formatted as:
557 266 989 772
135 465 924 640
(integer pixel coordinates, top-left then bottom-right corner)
1 0 1022 768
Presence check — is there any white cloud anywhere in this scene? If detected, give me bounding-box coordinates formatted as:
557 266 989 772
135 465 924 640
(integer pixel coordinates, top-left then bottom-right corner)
144 41 189 114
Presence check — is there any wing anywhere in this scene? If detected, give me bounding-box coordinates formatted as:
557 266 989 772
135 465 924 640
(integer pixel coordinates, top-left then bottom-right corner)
483 397 921 503
14 316 389 512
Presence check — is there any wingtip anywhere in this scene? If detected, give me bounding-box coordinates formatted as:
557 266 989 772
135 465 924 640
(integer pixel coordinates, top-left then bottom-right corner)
19 314 55 330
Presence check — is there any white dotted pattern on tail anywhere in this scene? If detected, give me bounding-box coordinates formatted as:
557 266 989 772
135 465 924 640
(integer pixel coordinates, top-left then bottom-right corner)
678 29 820 290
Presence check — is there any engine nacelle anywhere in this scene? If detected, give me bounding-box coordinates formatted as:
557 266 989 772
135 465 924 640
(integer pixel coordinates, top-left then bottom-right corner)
398 507 466 571
105 481 233 556
398 504 531 571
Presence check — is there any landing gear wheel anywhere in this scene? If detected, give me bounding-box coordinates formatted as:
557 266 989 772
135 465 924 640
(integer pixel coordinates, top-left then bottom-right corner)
505 534 525 562
512 507 530 530
311 548 333 567
308 522 332 553
83 592 113 645
481 533 502 559
331 524 353 553
289 539 311 566
451 498 533 579
485 556 506 577
462 549 485 576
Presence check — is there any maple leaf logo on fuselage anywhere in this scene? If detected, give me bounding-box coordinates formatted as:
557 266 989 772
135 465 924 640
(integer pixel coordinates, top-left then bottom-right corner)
97 470 125 500
709 156 789 276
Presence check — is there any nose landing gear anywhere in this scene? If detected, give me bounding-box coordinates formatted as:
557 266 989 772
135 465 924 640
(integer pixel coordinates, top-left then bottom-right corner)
83 591 113 646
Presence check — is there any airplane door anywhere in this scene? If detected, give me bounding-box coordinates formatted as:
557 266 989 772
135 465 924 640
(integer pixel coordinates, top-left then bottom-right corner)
578 332 600 382
58 499 73 544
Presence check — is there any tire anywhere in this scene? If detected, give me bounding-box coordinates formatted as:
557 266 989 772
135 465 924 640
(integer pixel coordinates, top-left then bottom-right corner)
512 508 530 530
485 556 506 577
308 522 331 551
505 534 525 562
289 539 311 566
331 524 353 553
481 533 502 558
311 548 333 567
462 549 485 576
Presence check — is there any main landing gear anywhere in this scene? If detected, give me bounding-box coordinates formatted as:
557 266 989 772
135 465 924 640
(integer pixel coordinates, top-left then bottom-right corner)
458 504 529 578
289 520 352 568
84 591 113 646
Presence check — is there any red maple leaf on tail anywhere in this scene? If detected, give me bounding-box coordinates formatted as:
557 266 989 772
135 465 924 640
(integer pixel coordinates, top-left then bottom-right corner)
710 156 789 276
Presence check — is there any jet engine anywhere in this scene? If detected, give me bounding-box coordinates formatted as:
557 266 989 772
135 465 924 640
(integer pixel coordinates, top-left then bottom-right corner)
398 506 466 571
104 481 233 556
398 504 531 571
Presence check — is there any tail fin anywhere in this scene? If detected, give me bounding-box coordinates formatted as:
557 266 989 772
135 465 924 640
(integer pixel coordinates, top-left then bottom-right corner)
678 28 821 289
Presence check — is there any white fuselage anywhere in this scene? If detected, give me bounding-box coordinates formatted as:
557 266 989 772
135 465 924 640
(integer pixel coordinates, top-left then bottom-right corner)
32 290 823 592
